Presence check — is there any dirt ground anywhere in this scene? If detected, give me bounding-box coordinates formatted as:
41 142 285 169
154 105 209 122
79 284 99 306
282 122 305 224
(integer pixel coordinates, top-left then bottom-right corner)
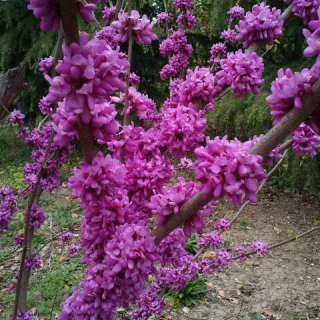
165 190 320 320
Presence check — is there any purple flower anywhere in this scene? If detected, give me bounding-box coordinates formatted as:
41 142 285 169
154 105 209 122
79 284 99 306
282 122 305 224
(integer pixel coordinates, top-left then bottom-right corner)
39 56 54 75
25 255 41 271
14 234 24 246
25 205 46 229
0 187 17 233
220 28 237 43
68 244 80 258
156 105 206 157
233 246 249 263
216 50 264 99
303 8 320 65
179 157 194 170
250 240 269 256
132 285 164 320
95 26 118 48
292 123 320 157
214 218 231 231
173 0 193 10
15 310 33 320
157 12 171 24
129 72 141 85
197 231 222 250
102 6 116 25
9 109 25 125
236 3 283 49
111 10 157 45
112 87 156 121
59 231 74 243
266 67 318 124
208 43 227 64
227 5 245 23
177 11 196 29
285 0 320 25
194 136 266 207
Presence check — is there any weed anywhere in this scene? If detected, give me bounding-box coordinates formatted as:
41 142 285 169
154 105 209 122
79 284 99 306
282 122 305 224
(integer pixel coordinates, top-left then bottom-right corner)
185 233 198 256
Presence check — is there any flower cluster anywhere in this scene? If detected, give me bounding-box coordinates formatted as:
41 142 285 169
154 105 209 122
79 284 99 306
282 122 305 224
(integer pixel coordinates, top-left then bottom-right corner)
197 231 222 250
95 26 118 48
25 255 41 271
111 10 157 45
220 28 237 43
250 240 269 256
236 3 283 49
9 109 25 125
194 136 266 207
177 11 196 29
292 123 320 157
0 187 17 233
112 86 156 120
216 50 264 99
130 72 141 85
284 0 320 25
179 157 194 170
14 234 24 246
208 43 227 64
59 232 74 243
132 285 164 320
26 0 100 32
178 67 222 109
266 67 319 124
16 310 33 320
59 224 158 319
45 32 128 146
227 5 245 24
156 255 200 291
156 229 187 267
214 218 231 231
173 0 193 10
157 12 171 24
150 178 214 236
159 29 193 79
39 56 54 75
303 8 320 65
26 205 46 229
156 105 207 157
68 244 80 258
102 6 116 25
234 246 249 263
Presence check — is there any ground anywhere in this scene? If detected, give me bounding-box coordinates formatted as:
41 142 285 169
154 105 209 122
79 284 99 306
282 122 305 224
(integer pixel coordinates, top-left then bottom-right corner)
0 185 319 320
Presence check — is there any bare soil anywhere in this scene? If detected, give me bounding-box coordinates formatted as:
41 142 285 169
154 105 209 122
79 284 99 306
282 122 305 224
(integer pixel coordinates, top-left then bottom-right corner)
166 190 320 320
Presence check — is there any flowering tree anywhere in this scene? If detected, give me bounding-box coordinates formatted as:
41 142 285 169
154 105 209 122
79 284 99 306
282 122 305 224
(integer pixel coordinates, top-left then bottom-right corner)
1 0 320 319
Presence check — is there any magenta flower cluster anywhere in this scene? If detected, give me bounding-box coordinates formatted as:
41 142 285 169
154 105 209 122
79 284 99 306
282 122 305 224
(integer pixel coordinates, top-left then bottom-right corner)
194 136 266 207
234 246 249 263
220 28 237 43
26 205 46 229
111 10 157 45
178 67 222 109
208 43 227 64
102 6 116 25
227 5 245 24
157 12 171 24
197 231 222 250
292 123 320 157
129 72 141 85
0 187 17 232
214 218 231 231
39 56 54 76
9 109 25 125
26 0 100 32
25 255 41 271
173 0 193 10
59 231 74 243
14 234 24 246
250 240 269 256
68 244 80 258
132 285 164 320
284 0 320 25
216 50 264 99
236 3 283 49
177 11 196 29
15 310 33 320
112 86 156 120
156 105 207 157
266 67 318 124
95 26 118 49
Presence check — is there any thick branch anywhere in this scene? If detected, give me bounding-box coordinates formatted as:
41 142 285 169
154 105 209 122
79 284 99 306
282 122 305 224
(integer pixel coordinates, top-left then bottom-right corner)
58 0 95 163
154 79 320 244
